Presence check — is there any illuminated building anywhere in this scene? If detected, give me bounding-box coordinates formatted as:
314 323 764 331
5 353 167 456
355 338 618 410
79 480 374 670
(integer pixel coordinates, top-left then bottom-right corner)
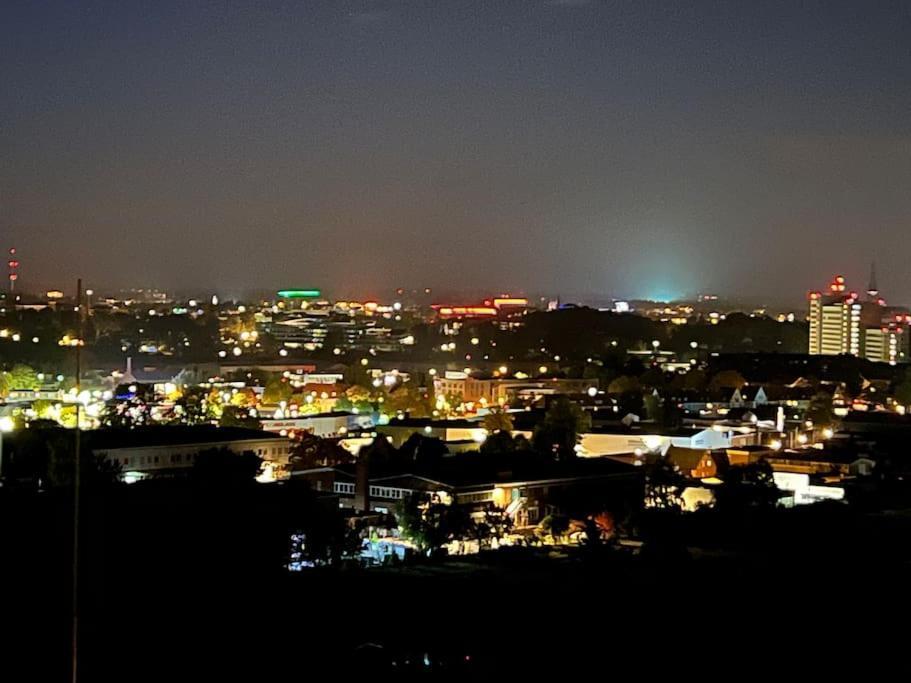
808 273 908 363
864 325 907 365
808 275 858 355
90 426 292 482
433 373 596 405
432 295 529 320
432 304 498 319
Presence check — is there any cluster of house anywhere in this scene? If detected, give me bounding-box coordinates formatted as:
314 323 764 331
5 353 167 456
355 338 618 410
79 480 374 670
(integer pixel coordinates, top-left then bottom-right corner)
5 361 896 549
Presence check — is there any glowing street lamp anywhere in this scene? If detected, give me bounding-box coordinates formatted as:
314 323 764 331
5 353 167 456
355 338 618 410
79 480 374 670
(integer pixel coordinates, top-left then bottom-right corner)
0 415 15 482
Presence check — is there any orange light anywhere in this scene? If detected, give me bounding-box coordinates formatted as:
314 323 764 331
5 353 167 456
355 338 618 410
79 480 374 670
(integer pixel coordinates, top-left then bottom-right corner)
493 297 528 308
433 305 497 318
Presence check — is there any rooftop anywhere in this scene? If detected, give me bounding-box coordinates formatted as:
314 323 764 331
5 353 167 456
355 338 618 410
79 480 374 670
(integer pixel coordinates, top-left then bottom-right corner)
87 425 284 450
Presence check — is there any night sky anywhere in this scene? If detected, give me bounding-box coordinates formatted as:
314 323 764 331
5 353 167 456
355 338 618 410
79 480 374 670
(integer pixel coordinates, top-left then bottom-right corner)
2 1 910 303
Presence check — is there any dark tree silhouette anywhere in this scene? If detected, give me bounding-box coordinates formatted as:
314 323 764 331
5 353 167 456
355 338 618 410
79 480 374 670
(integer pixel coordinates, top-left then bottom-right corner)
191 447 262 486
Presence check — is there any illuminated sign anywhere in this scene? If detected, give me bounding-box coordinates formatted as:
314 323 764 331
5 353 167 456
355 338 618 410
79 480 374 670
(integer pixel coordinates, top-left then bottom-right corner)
277 289 321 299
493 297 528 309
432 305 497 318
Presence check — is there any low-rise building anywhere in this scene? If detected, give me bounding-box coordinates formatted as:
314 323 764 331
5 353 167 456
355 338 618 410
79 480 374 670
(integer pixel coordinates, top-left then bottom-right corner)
90 425 292 481
260 411 356 438
292 453 641 527
433 375 597 406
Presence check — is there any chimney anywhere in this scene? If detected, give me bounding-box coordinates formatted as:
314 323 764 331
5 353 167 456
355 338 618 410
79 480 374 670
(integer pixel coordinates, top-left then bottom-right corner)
353 457 370 512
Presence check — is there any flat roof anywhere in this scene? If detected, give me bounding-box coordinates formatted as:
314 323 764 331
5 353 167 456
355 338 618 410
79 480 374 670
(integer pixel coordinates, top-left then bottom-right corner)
87 425 285 450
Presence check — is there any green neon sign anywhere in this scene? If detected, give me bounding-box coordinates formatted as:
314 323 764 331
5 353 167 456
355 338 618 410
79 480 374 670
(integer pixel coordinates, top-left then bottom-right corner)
277 289 321 298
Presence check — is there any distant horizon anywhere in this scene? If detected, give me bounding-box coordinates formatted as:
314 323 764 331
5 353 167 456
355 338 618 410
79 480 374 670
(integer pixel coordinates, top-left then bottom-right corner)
2 278 825 311
3 2 910 304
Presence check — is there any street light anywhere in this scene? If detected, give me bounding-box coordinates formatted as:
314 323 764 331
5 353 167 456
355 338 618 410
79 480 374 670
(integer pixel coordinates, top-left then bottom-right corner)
0 415 15 482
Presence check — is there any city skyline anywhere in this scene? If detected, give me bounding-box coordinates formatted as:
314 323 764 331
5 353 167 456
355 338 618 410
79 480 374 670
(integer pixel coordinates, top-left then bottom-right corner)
2 1 910 300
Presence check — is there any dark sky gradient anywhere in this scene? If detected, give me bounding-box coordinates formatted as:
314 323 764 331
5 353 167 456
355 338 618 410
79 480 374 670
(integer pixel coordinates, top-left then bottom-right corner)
2 1 910 303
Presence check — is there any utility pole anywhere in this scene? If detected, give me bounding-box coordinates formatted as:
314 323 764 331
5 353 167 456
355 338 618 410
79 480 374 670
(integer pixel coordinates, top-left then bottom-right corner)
71 278 83 683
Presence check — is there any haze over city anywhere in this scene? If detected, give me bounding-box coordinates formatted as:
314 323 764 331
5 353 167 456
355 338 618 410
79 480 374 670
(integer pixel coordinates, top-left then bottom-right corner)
3 1 910 302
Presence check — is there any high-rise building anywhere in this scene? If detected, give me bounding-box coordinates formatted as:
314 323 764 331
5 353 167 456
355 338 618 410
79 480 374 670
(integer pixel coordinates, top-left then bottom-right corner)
808 275 863 355
808 272 908 364
864 325 907 365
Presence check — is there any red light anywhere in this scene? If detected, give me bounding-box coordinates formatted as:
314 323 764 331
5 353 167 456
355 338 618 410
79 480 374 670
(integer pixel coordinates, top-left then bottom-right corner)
8 248 15 255
835 275 845 284
7 260 18 268
8 274 17 281
809 291 819 300
830 284 838 292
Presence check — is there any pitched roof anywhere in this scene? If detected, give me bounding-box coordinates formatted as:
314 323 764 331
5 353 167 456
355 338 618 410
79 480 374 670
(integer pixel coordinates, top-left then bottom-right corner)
665 446 711 472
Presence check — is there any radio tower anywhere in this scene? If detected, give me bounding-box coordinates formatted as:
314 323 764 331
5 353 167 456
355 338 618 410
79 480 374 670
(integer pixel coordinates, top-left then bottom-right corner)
866 261 879 300
7 248 19 295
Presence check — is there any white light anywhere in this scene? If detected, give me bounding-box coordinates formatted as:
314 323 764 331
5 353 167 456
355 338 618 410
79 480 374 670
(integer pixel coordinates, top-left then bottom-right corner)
31 336 39 343
279 349 288 357
587 387 598 397
232 346 242 356
0 416 14 433
643 434 663 452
